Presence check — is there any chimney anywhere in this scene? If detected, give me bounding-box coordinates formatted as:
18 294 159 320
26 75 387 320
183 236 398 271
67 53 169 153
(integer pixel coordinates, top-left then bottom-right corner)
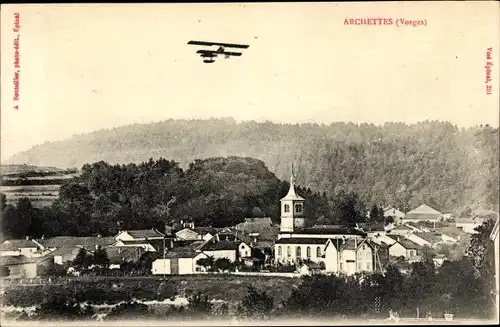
25 236 29 240
95 245 99 250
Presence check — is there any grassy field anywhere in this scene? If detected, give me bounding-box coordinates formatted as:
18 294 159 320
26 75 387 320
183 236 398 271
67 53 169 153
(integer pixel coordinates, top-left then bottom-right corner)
1 164 79 208
1 185 61 207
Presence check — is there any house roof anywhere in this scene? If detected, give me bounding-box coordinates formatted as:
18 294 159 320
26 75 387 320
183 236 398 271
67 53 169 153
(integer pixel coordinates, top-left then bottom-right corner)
38 236 116 251
1 239 39 249
392 225 412 231
236 218 274 234
0 254 54 266
164 249 206 259
389 236 422 250
343 239 372 251
415 232 442 244
357 222 385 232
0 255 26 266
193 227 217 235
0 243 19 251
125 229 165 239
105 247 144 264
434 226 468 239
384 208 405 216
292 226 367 236
244 217 272 225
275 238 330 245
119 239 171 252
405 223 425 231
405 204 442 220
202 240 246 251
49 246 81 257
280 173 305 201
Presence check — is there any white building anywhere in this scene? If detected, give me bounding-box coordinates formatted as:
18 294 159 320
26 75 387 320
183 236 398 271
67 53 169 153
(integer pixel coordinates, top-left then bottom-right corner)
0 239 43 257
275 238 328 265
384 207 406 221
388 237 421 260
151 251 208 275
115 229 165 242
201 240 252 262
455 217 487 234
279 170 306 233
403 204 443 223
324 238 374 275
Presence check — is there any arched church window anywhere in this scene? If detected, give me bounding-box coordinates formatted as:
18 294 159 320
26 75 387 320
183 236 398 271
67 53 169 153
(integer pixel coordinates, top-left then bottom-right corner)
306 246 311 258
296 247 301 258
284 204 290 213
287 246 291 257
316 246 321 257
278 246 282 257
295 203 303 213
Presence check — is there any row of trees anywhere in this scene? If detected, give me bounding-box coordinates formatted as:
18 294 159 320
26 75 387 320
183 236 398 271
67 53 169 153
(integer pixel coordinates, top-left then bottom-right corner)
1 157 387 240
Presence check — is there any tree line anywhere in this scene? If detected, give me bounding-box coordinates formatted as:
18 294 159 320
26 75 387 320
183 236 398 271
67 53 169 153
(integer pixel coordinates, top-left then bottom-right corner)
1 156 390 240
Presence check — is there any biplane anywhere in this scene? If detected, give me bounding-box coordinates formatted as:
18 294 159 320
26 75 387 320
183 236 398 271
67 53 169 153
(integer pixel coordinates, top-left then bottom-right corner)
187 40 250 63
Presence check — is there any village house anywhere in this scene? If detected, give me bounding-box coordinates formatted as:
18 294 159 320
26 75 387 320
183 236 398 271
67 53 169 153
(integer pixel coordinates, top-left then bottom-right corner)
201 240 252 262
38 236 116 252
275 238 328 264
323 238 375 275
455 217 488 234
388 225 413 237
235 217 273 233
105 246 146 270
433 226 467 242
175 228 202 241
51 246 83 265
405 222 427 233
0 254 55 278
388 236 422 260
113 229 171 253
403 204 443 223
151 248 208 275
369 233 397 247
115 229 165 242
0 238 44 257
299 261 323 276
383 206 406 222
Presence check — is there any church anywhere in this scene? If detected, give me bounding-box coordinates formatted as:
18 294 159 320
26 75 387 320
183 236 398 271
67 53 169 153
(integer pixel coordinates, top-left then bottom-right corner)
274 169 377 275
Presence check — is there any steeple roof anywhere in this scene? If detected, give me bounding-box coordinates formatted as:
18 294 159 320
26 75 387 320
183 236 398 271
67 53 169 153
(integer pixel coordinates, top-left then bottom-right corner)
280 167 305 201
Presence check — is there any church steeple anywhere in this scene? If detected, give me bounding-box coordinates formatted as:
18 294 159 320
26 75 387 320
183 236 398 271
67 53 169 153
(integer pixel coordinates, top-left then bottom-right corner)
282 163 304 201
280 162 305 233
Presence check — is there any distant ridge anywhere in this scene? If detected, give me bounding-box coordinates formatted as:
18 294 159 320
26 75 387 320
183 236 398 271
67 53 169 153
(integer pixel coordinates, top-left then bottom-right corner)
3 118 499 213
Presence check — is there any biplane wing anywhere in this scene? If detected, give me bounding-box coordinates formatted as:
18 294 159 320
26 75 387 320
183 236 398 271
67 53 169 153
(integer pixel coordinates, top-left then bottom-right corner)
188 40 249 49
196 50 242 56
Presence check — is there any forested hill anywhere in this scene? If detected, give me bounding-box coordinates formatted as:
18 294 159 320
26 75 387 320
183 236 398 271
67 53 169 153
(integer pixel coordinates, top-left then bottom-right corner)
4 119 499 213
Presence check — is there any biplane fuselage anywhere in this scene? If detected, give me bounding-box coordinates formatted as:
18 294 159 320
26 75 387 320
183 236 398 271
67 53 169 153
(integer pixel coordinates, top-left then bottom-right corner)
188 40 249 63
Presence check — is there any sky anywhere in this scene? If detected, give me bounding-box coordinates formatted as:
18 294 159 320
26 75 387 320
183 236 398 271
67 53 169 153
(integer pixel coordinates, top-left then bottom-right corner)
1 2 499 161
